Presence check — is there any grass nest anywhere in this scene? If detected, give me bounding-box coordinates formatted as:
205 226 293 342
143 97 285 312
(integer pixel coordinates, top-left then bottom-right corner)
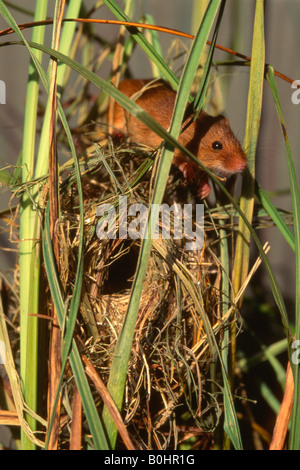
54 128 241 449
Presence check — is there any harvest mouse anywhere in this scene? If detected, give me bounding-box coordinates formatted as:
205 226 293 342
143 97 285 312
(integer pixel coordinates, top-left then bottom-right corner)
108 79 247 198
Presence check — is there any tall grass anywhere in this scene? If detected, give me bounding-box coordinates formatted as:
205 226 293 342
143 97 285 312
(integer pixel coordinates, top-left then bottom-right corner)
0 0 299 450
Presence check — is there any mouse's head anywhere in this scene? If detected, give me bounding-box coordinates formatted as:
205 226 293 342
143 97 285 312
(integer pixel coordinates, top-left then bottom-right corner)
184 113 248 178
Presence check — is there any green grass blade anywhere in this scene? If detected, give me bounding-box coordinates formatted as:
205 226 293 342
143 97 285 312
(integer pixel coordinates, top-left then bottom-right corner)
43 102 85 447
102 0 179 89
34 0 83 181
265 66 300 449
33 35 108 449
193 0 226 113
0 0 107 448
153 240 243 449
233 0 265 297
0 0 49 450
143 13 164 78
101 0 223 448
42 204 109 450
238 337 288 390
0 167 13 186
217 214 232 449
255 181 295 252
0 1 49 87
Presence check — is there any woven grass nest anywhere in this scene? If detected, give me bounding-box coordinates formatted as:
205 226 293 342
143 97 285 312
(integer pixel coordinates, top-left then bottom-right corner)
58 130 239 449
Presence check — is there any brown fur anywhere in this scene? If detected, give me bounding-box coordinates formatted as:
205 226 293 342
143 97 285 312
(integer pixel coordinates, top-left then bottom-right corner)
108 79 247 197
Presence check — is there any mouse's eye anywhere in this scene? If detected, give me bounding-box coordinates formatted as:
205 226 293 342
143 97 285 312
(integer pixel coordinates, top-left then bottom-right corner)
212 140 223 150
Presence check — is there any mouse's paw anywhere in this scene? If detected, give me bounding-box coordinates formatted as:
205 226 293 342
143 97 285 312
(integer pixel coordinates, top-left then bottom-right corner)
178 162 199 183
196 176 211 199
178 162 211 199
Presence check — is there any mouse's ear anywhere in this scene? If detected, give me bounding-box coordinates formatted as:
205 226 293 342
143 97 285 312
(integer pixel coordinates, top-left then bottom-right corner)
217 115 231 129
